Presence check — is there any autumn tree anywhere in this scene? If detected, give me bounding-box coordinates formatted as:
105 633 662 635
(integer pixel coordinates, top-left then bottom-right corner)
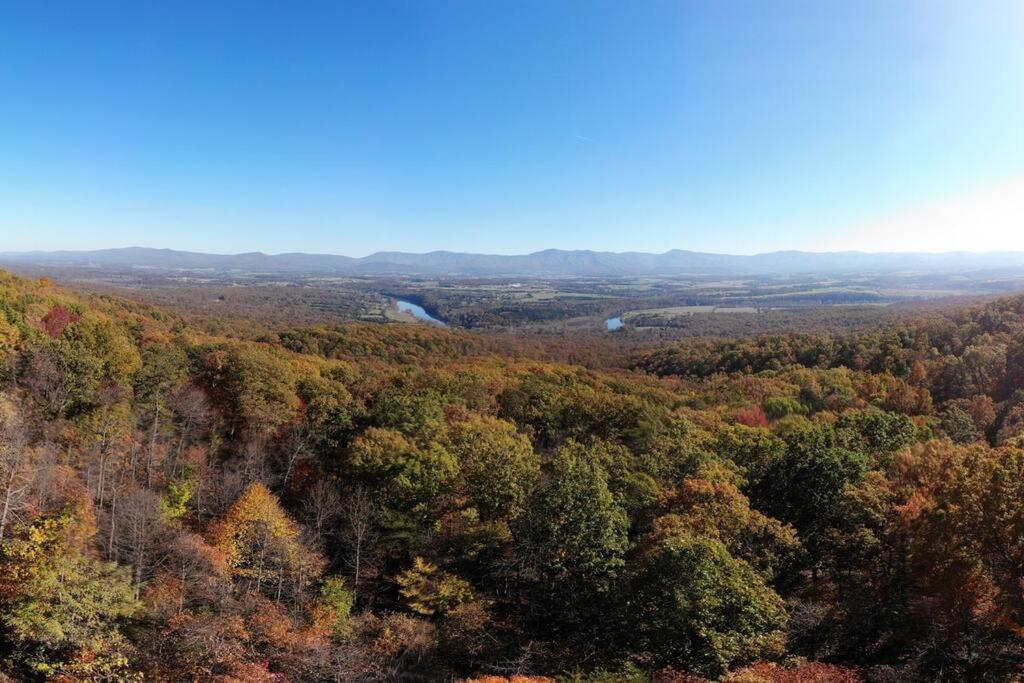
106 487 173 594
39 304 80 339
135 341 190 486
166 383 212 472
0 512 140 680
0 397 31 543
212 483 321 603
338 484 379 596
347 427 458 509
660 477 799 581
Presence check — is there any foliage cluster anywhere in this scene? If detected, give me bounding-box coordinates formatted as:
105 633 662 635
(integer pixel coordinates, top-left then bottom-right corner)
1 270 1023 680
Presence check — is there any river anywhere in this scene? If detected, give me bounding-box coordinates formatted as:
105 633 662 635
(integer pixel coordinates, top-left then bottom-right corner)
397 300 447 326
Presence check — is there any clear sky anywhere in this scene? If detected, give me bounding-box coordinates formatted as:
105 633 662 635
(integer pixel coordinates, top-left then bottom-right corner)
1 1 1022 256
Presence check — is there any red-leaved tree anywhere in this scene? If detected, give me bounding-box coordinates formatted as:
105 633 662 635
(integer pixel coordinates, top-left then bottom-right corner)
40 305 80 339
735 406 770 428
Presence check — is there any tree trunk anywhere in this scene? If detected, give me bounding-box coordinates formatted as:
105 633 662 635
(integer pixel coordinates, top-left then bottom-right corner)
147 401 160 488
108 482 119 559
0 465 16 543
353 533 362 593
174 412 194 477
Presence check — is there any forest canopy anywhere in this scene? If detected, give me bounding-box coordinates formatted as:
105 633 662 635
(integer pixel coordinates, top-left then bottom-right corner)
2 269 1024 681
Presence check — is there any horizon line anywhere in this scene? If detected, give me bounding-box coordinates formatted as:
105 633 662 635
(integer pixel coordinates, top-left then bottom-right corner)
4 245 1024 260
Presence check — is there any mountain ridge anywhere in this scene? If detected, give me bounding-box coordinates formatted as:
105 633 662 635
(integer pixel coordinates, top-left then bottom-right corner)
2 246 1024 277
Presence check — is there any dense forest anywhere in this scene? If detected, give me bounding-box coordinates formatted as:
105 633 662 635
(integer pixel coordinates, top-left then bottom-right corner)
3 268 1024 681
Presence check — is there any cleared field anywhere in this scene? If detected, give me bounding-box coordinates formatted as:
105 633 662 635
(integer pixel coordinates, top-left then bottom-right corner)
624 305 716 317
622 305 756 320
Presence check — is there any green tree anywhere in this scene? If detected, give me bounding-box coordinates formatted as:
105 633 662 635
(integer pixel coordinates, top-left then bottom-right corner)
715 424 787 490
297 375 356 454
448 416 539 521
940 404 982 444
201 343 300 437
836 407 918 464
348 427 459 508
370 387 446 443
314 576 354 637
763 396 806 420
525 441 628 597
754 419 868 566
629 530 787 677
396 556 475 617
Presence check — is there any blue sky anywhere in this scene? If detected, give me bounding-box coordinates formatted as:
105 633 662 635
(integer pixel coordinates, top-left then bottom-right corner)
1 1 1022 255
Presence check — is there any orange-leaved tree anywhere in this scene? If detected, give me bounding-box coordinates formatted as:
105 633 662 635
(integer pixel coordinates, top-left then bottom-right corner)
212 482 321 602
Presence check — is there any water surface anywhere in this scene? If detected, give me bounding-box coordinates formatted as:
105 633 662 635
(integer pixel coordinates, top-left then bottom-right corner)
605 316 624 331
397 300 447 326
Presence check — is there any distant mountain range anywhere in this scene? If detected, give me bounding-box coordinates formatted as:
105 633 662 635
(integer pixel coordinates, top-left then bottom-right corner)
2 247 1024 277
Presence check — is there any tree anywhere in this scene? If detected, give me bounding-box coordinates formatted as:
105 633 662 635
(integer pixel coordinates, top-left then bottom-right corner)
397 557 475 617
958 343 1007 398
628 530 787 677
660 478 799 581
296 375 355 456
821 440 1024 678
735 406 770 428
752 419 868 566
146 531 231 618
347 427 458 508
0 397 32 543
339 485 379 595
135 342 190 487
715 424 787 490
370 387 446 442
302 477 343 548
836 407 918 463
166 384 212 472
58 315 142 414
448 416 539 521
524 441 628 599
940 404 981 444
212 483 318 602
763 396 806 420
39 305 80 339
107 487 171 595
314 576 354 637
201 343 301 439
75 383 133 508
0 513 141 680
20 344 70 418
0 313 20 352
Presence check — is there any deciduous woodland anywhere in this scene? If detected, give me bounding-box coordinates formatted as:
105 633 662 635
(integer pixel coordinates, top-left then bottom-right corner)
4 268 1024 681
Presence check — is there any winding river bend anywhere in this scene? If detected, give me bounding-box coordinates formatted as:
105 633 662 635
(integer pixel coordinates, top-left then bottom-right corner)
397 300 447 326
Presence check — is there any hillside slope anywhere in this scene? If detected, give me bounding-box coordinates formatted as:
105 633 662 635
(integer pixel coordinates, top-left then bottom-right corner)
2 269 1024 680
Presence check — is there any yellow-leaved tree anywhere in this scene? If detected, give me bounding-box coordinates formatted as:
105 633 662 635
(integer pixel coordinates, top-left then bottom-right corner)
0 315 19 352
396 556 475 617
212 483 322 602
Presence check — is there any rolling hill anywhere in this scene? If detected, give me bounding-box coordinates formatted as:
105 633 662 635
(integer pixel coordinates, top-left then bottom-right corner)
3 246 1024 277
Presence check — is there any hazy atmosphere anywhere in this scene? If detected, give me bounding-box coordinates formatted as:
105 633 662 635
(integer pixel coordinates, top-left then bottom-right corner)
4 4 1024 683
